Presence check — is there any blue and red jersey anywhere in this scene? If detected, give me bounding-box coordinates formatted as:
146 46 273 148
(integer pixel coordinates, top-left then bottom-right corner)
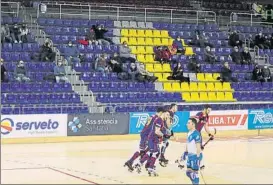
195 111 209 132
141 114 158 137
148 116 165 143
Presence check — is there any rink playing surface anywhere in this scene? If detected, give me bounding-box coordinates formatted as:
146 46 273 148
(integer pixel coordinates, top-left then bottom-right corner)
2 133 273 184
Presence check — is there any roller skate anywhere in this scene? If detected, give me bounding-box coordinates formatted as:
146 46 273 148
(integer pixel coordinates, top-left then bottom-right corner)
159 155 168 167
124 161 134 172
134 163 142 173
147 167 158 177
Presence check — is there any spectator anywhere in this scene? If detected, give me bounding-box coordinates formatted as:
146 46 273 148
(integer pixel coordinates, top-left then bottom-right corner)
172 36 185 54
171 62 190 82
109 53 123 74
262 65 272 82
1 24 12 43
19 23 29 43
39 41 56 62
14 60 30 82
10 23 21 43
137 63 158 83
241 47 252 64
220 62 237 82
230 46 243 64
64 41 81 65
95 54 108 73
229 30 242 48
1 58 8 82
86 27 98 45
264 35 272 49
93 24 113 45
128 62 139 81
252 64 263 82
192 30 214 48
155 46 172 64
204 46 217 64
54 60 69 83
255 31 270 49
119 41 136 63
187 54 201 73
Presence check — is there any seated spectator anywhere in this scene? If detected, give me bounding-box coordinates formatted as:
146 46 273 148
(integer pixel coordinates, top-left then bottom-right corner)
187 54 201 73
14 60 30 82
1 58 8 82
86 27 98 45
262 65 272 82
64 41 81 65
155 46 172 64
1 24 12 43
93 24 113 45
170 62 190 82
204 46 217 64
229 46 243 64
119 41 136 63
128 62 139 81
241 47 252 64
137 63 158 83
10 23 21 43
192 30 214 48
39 41 56 62
264 35 272 49
229 30 242 48
54 60 69 83
19 23 29 43
172 36 185 54
109 53 123 74
95 54 108 73
252 64 263 82
220 62 237 82
255 31 270 49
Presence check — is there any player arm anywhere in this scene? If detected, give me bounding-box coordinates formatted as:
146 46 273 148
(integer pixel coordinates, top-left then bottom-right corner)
195 135 202 158
155 126 164 137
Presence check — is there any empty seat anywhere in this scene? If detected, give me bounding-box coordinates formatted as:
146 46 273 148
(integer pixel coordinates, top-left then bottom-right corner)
164 82 172 91
181 82 190 91
198 83 207 91
189 82 198 91
121 29 128 36
172 82 181 91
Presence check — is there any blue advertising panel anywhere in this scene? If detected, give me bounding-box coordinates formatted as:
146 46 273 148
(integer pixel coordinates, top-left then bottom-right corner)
248 109 273 130
129 111 190 134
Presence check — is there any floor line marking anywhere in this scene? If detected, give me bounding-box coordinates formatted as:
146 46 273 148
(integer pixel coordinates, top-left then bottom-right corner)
1 167 48 171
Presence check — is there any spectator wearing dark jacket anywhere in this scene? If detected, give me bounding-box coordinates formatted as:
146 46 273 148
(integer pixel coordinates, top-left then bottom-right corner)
172 36 185 54
252 64 263 82
119 41 136 63
171 62 190 82
10 23 21 43
1 24 12 43
109 53 123 74
93 24 113 45
95 54 108 73
204 46 217 63
39 41 56 62
229 30 242 48
221 62 237 82
192 30 214 48
14 60 30 82
1 58 8 82
86 27 98 45
255 31 270 49
230 46 243 64
241 47 252 64
64 41 81 65
262 65 272 82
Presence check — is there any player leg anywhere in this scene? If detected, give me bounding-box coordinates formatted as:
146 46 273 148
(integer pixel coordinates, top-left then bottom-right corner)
199 135 205 170
159 137 169 165
186 156 200 185
146 141 160 176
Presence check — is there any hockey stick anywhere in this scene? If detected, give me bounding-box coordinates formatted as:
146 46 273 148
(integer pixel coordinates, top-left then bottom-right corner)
200 170 207 185
202 128 217 148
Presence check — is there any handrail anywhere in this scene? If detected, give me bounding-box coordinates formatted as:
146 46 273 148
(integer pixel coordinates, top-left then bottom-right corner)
230 12 273 26
36 3 217 24
1 1 20 17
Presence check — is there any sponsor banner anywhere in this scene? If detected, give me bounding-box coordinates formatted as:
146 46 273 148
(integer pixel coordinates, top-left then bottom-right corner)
248 109 273 130
190 110 248 131
129 111 190 134
67 113 129 136
1 114 67 138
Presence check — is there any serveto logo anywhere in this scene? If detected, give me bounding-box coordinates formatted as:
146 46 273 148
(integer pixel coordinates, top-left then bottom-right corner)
250 110 273 124
1 118 14 135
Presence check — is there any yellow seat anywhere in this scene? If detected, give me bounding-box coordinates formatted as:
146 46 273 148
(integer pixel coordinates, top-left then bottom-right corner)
161 30 169 38
168 38 174 45
154 38 162 46
120 37 129 44
145 63 154 72
223 82 233 91
208 92 217 101
137 46 146 54
189 82 198 91
137 38 146 46
181 82 190 91
137 29 145 37
145 46 154 54
146 54 155 63
182 92 191 101
128 37 137 45
154 64 163 72
153 30 161 37
191 92 200 101
162 64 172 72
129 46 137 54
225 92 236 101
121 29 129 37
145 38 154 46
154 73 163 81
162 73 171 81
206 82 215 91
216 92 225 101
172 82 181 91
213 73 220 80
204 73 215 81
185 47 194 56
128 29 137 37
145 30 153 37
197 73 205 81
199 92 208 101
214 82 223 91
161 38 169 46
198 83 207 91
163 82 172 91
182 39 187 46
137 54 145 62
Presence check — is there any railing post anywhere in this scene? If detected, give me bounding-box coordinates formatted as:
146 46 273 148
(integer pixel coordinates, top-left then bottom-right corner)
60 4 62 19
88 5 91 20
16 2 19 17
170 9 173 23
250 14 253 26
197 11 199 25
145 8 147 23
117 7 119 21
37 3 40 19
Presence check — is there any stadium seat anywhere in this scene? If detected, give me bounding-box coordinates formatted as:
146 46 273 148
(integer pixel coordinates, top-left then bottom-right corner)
129 29 137 37
137 30 145 37
182 92 191 101
181 82 190 91
198 83 207 91
163 82 172 91
172 82 181 91
189 82 198 91
191 92 200 101
121 29 128 37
